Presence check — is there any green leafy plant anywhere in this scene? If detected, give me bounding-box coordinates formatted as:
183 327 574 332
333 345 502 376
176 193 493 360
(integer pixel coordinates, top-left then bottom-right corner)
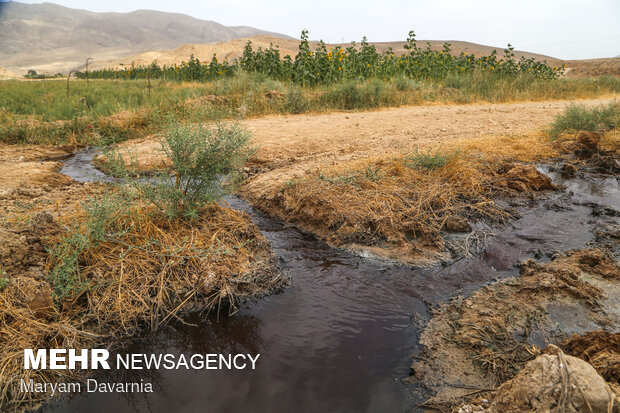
405 148 460 170
82 30 565 84
548 101 619 138
0 270 8 290
48 192 131 300
108 122 253 219
285 87 309 114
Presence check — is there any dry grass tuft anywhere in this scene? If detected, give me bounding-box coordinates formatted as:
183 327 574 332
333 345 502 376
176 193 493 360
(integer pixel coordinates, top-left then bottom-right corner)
251 150 554 262
0 202 285 411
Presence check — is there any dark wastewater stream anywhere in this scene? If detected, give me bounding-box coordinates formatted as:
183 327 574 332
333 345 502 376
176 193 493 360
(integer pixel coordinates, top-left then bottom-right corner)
39 150 620 413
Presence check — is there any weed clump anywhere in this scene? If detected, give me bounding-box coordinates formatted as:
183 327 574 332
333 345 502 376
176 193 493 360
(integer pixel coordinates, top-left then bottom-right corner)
284 87 310 114
47 192 130 300
405 148 460 170
548 101 619 139
105 122 253 219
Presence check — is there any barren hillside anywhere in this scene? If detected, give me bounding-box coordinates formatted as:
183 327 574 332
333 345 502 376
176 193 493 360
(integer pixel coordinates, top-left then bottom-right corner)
0 2 289 74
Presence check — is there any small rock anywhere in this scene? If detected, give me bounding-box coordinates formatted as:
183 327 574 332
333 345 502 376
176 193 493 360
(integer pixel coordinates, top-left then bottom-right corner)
488 346 612 413
500 164 556 192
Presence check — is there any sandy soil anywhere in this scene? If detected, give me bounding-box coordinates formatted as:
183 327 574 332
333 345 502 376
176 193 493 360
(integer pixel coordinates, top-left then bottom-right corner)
0 144 104 222
0 67 21 80
113 96 618 178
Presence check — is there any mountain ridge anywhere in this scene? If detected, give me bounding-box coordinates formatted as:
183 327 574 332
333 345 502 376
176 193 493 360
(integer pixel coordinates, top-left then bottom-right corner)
0 1 291 73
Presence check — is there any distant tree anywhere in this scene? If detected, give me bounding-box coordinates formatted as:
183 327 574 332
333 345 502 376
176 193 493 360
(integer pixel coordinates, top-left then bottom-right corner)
27 69 37 76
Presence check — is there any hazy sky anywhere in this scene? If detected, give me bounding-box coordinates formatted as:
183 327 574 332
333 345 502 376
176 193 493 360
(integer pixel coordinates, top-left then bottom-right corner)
9 0 620 59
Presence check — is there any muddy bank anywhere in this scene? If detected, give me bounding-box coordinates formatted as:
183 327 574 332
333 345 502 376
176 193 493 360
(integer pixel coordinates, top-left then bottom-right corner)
0 149 287 412
240 127 618 265
242 157 560 265
0 203 287 412
411 248 620 410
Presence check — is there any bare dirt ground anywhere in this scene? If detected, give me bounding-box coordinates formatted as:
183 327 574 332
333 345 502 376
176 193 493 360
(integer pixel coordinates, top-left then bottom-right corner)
115 96 618 179
0 145 89 201
0 144 103 219
236 98 617 217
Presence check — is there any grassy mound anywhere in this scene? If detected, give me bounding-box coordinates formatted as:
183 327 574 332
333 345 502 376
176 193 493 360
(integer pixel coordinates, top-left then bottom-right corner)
243 134 562 264
0 202 285 410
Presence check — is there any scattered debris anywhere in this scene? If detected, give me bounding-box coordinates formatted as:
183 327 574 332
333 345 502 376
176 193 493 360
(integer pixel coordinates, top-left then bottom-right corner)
458 345 616 413
409 249 620 410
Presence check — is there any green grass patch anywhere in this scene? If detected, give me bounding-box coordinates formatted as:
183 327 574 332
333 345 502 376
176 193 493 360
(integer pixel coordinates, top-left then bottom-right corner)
1 73 619 145
548 101 620 138
405 148 460 170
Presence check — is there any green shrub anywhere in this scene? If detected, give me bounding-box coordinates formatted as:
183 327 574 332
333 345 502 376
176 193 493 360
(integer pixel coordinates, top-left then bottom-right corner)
108 122 253 219
285 87 309 114
405 148 459 170
548 101 619 138
392 75 419 92
322 79 389 110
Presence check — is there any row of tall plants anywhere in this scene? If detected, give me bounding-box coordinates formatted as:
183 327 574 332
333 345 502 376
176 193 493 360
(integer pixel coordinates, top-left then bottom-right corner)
79 30 565 84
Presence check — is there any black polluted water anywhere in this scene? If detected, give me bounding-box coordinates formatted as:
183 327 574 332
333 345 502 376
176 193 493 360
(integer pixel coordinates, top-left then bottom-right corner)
39 150 619 413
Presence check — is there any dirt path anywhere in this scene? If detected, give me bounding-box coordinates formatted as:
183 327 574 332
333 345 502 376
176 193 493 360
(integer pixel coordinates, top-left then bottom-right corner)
102 96 619 215
118 97 617 172
245 97 617 163
114 96 617 178
235 96 616 198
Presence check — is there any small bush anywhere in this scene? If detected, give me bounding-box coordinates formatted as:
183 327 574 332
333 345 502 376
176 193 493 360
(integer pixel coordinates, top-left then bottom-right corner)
322 79 389 110
48 192 131 300
405 148 459 170
548 101 619 138
393 76 419 92
108 122 253 219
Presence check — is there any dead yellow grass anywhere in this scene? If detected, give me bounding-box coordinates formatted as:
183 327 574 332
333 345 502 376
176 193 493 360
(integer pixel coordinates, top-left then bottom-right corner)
452 132 560 163
243 132 563 263
0 203 285 411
